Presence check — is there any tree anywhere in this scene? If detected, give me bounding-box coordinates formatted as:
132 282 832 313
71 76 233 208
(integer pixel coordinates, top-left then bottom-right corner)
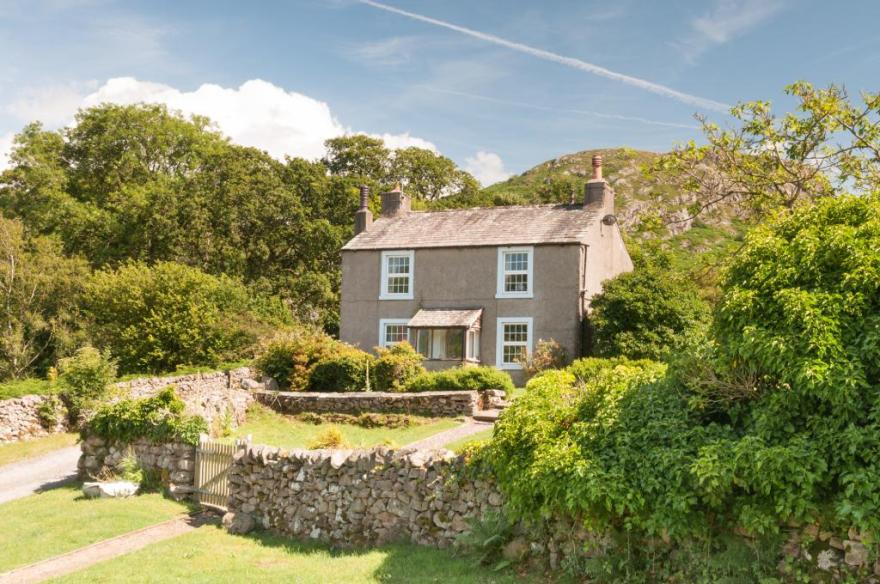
588 248 709 360
650 82 880 225
322 135 389 179
0 215 88 379
389 147 480 200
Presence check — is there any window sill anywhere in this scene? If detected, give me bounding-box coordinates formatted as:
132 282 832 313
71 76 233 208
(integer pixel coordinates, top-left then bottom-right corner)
497 363 523 371
495 292 533 299
378 294 414 301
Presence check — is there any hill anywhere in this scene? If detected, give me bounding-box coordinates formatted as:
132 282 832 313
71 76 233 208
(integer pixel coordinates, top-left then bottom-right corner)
431 147 748 281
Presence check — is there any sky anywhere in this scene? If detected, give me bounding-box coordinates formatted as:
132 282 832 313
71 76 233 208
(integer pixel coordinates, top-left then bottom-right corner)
1 0 879 185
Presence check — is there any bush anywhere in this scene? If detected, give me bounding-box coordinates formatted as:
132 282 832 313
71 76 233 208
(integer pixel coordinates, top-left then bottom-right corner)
253 328 342 390
516 338 566 380
372 342 425 391
85 261 289 375
307 349 375 392
82 387 208 446
308 426 349 449
588 249 708 360
405 366 514 396
56 346 117 422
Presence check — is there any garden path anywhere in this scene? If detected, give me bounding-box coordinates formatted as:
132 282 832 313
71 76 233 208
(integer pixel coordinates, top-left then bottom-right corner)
0 445 80 505
404 419 493 450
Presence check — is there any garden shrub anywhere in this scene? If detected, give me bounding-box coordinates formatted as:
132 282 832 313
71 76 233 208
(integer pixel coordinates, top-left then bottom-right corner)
253 328 346 390
36 394 66 428
85 261 288 375
372 341 425 391
307 348 375 392
82 387 208 446
308 426 349 449
405 366 514 396
56 346 117 422
516 338 566 381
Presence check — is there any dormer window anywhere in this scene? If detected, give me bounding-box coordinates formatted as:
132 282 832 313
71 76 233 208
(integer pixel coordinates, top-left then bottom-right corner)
380 250 414 300
496 246 533 298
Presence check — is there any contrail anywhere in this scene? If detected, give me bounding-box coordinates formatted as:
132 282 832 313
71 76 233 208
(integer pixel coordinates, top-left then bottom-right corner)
358 0 731 113
423 87 700 130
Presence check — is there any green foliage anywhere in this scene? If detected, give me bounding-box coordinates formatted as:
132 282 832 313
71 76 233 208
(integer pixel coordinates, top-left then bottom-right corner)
253 328 344 390
0 214 88 380
35 394 65 428
516 338 566 381
372 341 425 391
83 387 208 446
0 377 55 400
588 247 709 360
56 346 117 422
117 451 145 485
405 367 515 396
455 511 517 571
307 349 375 393
85 261 284 375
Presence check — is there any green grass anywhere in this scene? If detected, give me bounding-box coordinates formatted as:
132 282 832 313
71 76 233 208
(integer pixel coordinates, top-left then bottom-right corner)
229 405 462 449
0 484 189 572
0 377 56 400
53 524 535 583
446 428 495 453
0 432 79 467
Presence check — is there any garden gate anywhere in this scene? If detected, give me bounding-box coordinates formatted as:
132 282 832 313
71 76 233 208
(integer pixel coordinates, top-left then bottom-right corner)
194 435 250 511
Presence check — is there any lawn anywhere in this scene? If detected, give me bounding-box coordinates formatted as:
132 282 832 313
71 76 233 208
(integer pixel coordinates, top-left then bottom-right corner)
54 524 535 583
0 484 189 572
0 432 79 467
0 377 55 400
229 405 462 449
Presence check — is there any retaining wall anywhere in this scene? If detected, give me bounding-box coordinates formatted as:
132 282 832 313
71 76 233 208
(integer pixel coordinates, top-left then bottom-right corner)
254 390 484 418
0 395 67 443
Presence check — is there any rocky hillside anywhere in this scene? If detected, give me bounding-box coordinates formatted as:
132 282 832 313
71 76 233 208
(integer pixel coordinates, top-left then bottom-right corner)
435 147 747 275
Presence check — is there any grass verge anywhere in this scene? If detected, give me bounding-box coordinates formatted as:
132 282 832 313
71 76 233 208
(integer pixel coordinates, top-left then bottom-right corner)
0 484 189 572
229 404 462 449
445 427 494 453
53 524 534 583
0 432 79 467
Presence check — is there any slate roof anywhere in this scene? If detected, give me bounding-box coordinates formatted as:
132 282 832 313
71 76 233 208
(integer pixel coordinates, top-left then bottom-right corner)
342 204 598 250
408 308 483 329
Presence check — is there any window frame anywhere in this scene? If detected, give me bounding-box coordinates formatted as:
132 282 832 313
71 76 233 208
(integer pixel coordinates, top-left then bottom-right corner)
496 246 534 299
495 317 533 370
378 318 411 348
379 250 415 300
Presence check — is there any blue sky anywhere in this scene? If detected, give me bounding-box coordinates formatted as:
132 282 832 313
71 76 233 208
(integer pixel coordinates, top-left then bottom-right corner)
1 0 879 184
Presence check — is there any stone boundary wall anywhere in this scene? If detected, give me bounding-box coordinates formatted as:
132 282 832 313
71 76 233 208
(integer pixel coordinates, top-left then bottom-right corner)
254 390 485 418
227 445 502 547
115 366 264 428
0 395 68 443
79 436 196 500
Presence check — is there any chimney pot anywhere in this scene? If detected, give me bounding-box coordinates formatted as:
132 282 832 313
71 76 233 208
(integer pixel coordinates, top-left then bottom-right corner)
359 185 369 209
591 154 603 181
354 185 373 235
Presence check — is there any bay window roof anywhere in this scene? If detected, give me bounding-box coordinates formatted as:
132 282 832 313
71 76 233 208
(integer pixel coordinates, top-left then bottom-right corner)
407 308 483 329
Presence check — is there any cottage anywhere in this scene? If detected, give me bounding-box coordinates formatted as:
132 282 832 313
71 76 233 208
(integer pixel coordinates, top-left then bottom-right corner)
339 154 633 385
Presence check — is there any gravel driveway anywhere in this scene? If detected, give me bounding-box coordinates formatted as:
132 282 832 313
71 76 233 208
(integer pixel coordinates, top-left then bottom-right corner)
0 446 80 505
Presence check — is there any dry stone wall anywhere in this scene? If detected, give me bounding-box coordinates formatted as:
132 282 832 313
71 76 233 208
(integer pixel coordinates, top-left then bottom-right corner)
0 395 67 443
78 436 196 500
255 390 479 418
115 366 262 428
227 445 502 547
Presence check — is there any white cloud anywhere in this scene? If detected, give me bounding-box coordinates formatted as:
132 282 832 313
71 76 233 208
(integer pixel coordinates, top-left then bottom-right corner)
465 151 511 186
0 77 436 167
676 0 786 63
351 36 418 66
0 132 14 171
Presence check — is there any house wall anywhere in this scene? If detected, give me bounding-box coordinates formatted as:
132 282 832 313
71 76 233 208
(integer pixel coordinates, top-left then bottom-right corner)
339 220 632 387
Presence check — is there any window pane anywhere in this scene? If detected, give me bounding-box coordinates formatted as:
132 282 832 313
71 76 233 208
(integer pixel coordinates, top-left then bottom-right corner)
502 345 526 365
504 273 528 292
387 256 409 274
431 329 447 359
503 323 528 342
416 329 430 357
504 252 528 272
446 329 464 360
384 324 408 345
387 276 409 294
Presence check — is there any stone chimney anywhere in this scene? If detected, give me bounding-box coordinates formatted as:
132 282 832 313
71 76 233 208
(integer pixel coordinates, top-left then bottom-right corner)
354 185 373 235
380 183 411 218
584 153 615 214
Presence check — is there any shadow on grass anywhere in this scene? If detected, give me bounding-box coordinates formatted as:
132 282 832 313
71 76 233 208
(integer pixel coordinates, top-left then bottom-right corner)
225 526 546 583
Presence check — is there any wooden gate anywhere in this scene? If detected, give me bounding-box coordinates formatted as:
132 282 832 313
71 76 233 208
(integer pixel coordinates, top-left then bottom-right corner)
194 435 249 511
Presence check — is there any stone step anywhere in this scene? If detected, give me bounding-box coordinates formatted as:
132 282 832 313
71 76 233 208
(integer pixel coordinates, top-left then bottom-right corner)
473 409 502 423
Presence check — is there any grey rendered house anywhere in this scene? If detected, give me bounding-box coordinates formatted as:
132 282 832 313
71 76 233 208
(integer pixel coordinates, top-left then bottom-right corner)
339 154 632 385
